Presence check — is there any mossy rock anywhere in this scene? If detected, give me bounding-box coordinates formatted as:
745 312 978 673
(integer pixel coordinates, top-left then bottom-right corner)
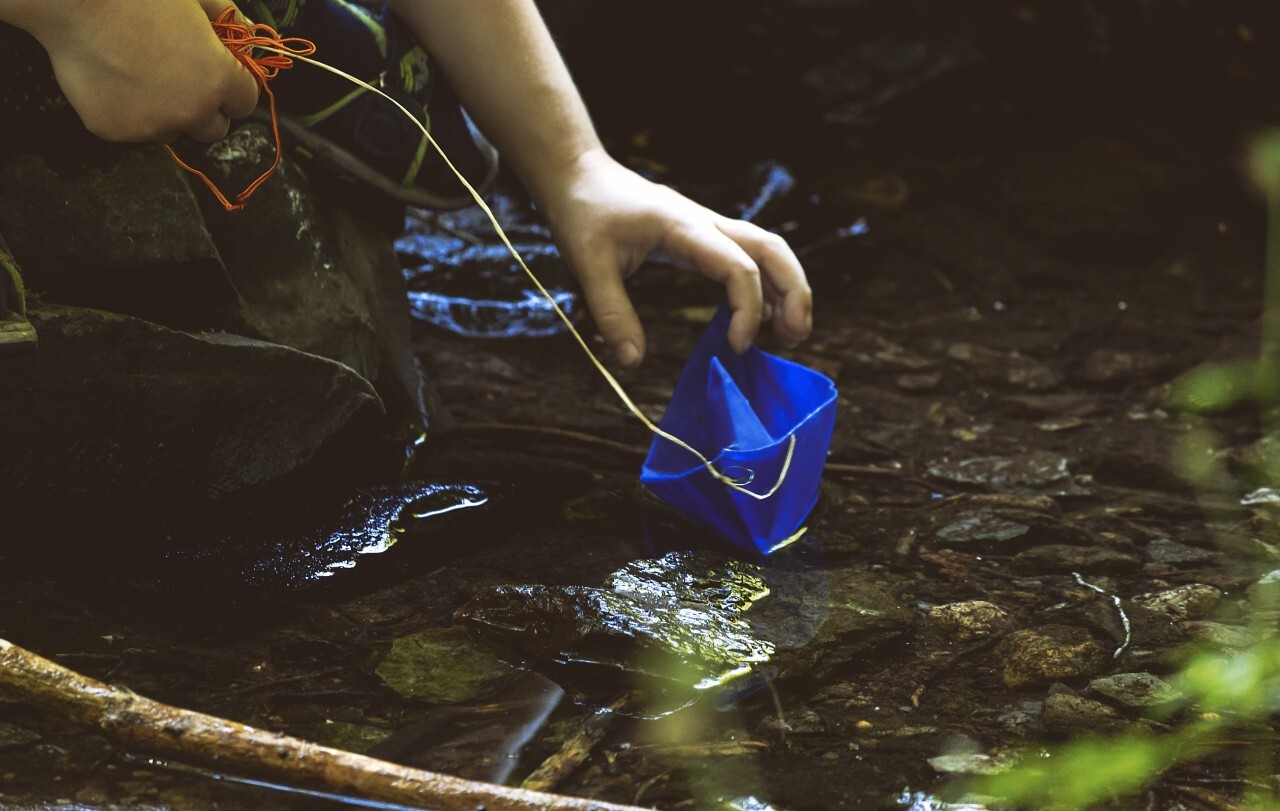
375 627 520 704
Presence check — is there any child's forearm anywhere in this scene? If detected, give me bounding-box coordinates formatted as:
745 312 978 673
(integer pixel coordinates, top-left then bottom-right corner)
384 0 604 208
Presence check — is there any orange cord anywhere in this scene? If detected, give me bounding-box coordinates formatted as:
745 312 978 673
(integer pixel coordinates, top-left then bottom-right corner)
164 7 316 211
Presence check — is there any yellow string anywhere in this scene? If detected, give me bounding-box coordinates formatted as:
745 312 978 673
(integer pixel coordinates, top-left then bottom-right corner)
260 47 794 500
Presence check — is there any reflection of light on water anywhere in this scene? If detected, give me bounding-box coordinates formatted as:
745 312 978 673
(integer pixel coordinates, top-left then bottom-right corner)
765 525 808 554
314 488 489 579
694 664 755 691
897 790 990 811
723 795 781 811
487 674 565 785
413 496 489 520
408 288 576 338
139 757 428 811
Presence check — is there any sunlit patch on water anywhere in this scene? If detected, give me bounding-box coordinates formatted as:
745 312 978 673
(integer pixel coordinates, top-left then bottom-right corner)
722 795 783 811
897 790 992 811
397 205 580 339
407 286 577 339
163 481 498 593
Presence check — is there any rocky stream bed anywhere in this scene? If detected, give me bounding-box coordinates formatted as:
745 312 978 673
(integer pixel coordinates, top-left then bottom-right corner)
4 2 1280 809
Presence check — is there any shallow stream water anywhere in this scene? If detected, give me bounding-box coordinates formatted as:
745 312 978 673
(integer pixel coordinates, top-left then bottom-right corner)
4 2 1280 809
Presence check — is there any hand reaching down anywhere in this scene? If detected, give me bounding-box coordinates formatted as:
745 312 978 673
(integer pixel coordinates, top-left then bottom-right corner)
539 150 814 369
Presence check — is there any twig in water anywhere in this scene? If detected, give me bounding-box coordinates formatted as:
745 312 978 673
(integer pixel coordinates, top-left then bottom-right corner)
521 694 633 793
0 638 654 811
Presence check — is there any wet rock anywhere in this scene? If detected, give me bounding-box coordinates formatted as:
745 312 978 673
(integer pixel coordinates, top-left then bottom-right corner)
1086 673 1184 714
995 625 1110 689
459 552 911 690
458 553 779 690
0 722 40 751
1145 539 1220 567
760 705 826 735
957 493 1061 515
460 582 772 688
996 392 1099 420
935 514 1029 547
1089 451 1187 493
1120 604 1187 652
375 627 521 704
0 149 230 328
895 372 942 392
937 512 1092 553
776 568 915 678
1131 584 1223 622
1178 621 1258 650
1037 417 1084 432
1042 691 1131 735
1247 570 1280 608
927 452 1082 495
0 305 386 532
920 549 975 582
165 481 500 593
311 720 393 754
845 329 934 373
1080 349 1175 385
1013 545 1141 575
946 343 1062 390
201 125 429 426
927 601 1011 642
996 700 1044 736
927 752 1013 776
0 130 429 428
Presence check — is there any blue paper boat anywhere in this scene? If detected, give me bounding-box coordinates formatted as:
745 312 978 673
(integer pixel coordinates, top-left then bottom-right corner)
641 305 838 555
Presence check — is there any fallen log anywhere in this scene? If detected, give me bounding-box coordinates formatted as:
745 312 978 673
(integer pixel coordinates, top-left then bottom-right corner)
0 638 652 811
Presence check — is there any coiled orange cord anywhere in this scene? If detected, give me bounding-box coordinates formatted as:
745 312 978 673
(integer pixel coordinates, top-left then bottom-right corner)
165 7 316 211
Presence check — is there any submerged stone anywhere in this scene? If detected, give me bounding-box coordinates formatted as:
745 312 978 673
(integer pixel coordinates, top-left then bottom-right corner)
375 627 521 704
1041 691 1130 735
1178 621 1259 650
775 568 914 678
0 722 40 751
458 551 910 691
926 752 1014 776
995 625 1110 689
1131 584 1222 622
946 343 1062 390
1012 544 1141 575
1145 539 1219 567
458 580 774 690
1086 672 1184 713
927 452 1082 495
310 720 393 754
935 514 1030 547
927 600 1011 642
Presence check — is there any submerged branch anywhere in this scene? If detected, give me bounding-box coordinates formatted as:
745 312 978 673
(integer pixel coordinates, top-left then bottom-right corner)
0 638 653 811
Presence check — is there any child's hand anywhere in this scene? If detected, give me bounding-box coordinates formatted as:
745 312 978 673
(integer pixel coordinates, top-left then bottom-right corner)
539 149 813 368
14 0 259 143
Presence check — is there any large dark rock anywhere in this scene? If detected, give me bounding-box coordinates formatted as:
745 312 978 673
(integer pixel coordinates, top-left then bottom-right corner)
0 127 430 431
1 306 388 534
0 148 232 329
